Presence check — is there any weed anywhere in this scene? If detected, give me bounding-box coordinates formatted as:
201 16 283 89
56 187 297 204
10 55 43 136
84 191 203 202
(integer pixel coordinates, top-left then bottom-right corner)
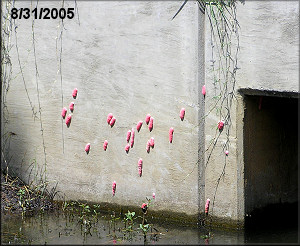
17 188 26 211
124 210 135 231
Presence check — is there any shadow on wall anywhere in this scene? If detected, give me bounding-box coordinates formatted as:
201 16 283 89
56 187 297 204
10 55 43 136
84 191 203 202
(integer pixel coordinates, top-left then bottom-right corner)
242 92 298 228
1 131 26 179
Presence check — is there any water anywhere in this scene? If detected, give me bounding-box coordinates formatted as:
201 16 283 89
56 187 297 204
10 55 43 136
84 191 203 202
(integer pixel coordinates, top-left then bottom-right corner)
1 210 298 245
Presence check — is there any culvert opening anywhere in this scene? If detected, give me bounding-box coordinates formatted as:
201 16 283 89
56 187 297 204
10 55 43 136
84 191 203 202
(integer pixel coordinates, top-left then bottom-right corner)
241 90 298 229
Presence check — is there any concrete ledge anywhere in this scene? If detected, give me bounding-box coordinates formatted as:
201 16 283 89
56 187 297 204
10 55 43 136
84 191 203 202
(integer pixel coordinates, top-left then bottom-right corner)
76 200 199 227
238 88 299 98
65 200 244 230
203 215 244 231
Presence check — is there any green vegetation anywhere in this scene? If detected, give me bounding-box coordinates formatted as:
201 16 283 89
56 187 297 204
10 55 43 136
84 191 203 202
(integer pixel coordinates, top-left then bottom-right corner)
1 172 58 214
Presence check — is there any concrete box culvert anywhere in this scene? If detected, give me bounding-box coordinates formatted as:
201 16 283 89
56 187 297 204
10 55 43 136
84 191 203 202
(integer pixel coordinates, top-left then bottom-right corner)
241 91 298 228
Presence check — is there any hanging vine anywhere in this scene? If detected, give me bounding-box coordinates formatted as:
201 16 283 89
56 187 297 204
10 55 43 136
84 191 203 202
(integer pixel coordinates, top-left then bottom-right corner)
29 0 48 184
1 0 80 186
173 0 240 217
1 0 14 180
206 0 240 217
56 0 66 154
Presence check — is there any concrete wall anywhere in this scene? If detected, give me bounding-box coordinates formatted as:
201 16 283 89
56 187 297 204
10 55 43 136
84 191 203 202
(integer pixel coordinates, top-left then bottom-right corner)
204 0 299 226
237 0 299 220
1 1 203 217
236 1 299 92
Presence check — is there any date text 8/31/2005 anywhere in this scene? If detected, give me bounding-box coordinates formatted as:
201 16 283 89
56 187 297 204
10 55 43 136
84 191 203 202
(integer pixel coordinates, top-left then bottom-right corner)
11 8 75 19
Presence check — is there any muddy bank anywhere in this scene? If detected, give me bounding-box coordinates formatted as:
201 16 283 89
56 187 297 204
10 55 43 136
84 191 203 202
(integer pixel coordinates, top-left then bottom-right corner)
1 172 58 214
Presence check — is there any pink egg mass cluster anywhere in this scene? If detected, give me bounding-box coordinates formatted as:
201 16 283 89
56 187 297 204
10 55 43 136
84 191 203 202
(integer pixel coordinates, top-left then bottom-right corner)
169 127 174 143
136 120 143 132
202 85 206 96
130 128 135 148
112 181 116 196
146 140 151 153
72 88 78 99
149 137 154 148
218 120 224 130
109 117 116 127
148 117 154 132
146 137 155 153
145 114 151 125
205 198 210 215
107 113 113 124
180 108 185 121
61 107 67 119
126 130 131 142
69 102 74 112
65 114 72 127
138 158 143 177
103 140 108 151
85 143 90 154
125 143 130 153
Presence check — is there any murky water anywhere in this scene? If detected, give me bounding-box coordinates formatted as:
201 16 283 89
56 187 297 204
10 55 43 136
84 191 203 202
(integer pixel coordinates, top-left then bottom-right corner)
1 210 298 245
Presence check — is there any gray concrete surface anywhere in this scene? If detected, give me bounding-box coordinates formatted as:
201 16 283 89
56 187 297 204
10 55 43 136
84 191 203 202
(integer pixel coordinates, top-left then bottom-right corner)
2 0 202 216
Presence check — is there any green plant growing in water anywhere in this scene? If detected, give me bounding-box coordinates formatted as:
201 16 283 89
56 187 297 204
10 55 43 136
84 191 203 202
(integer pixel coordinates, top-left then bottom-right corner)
109 211 120 232
124 210 136 231
139 223 150 238
92 204 101 220
79 203 90 214
120 210 136 241
76 203 94 236
17 188 26 211
138 196 155 242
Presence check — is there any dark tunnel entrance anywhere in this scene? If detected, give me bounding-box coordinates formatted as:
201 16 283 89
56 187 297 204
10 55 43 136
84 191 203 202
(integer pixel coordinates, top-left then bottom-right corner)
241 89 298 229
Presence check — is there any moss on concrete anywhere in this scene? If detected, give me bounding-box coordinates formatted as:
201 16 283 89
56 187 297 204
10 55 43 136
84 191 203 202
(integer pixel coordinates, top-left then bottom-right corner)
204 215 244 230
73 199 244 230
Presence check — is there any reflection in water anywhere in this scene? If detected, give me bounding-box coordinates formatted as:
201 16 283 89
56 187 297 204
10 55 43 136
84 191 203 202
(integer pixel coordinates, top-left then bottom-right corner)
1 210 298 245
